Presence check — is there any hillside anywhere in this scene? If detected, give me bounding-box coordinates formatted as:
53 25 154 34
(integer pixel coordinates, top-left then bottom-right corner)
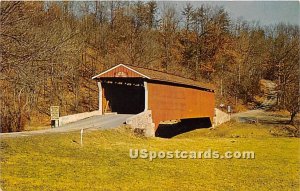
1 2 299 132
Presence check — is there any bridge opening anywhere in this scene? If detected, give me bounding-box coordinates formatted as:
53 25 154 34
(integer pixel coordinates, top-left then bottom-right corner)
155 117 212 138
102 80 145 114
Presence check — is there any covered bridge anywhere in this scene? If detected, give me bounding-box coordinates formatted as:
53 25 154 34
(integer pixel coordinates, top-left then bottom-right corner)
92 64 215 137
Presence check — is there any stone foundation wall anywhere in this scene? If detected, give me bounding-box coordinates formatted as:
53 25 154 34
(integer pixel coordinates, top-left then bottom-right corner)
213 108 231 127
125 110 155 137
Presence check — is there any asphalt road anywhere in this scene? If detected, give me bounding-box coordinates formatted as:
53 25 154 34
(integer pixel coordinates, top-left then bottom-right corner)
232 80 279 123
0 114 134 138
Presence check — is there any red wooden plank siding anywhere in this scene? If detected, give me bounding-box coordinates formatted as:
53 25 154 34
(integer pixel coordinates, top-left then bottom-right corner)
147 82 215 129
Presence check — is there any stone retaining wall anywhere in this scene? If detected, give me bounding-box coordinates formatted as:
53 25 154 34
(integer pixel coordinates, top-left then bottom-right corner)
126 110 155 137
213 108 231 127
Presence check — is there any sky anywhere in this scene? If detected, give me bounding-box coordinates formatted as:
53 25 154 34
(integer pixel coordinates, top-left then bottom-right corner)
161 1 300 26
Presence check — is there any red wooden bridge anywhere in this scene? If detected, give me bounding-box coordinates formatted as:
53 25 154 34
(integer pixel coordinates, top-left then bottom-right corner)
92 64 215 137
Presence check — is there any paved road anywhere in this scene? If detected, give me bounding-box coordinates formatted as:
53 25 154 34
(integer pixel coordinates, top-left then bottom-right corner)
231 110 264 123
0 114 133 138
232 80 278 123
231 109 292 125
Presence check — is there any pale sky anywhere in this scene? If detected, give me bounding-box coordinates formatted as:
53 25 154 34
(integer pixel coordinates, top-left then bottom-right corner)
160 1 300 26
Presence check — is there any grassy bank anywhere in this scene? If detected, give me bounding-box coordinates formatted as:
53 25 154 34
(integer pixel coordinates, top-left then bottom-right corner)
1 123 299 191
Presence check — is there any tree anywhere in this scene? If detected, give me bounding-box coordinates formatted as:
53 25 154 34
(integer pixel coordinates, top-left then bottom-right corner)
159 5 179 71
182 3 193 32
285 76 300 124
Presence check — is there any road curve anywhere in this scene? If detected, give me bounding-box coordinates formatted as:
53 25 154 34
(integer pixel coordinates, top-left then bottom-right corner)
0 114 134 138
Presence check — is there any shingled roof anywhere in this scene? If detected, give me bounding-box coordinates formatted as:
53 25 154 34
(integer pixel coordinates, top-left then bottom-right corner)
92 64 214 91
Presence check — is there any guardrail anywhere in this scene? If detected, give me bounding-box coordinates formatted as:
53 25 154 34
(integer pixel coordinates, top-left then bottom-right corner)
59 110 106 126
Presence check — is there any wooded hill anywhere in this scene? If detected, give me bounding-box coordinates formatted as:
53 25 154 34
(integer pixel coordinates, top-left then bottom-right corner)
1 1 299 132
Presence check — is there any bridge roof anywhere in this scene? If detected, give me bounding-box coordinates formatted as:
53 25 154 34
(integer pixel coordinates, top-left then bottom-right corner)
92 64 214 91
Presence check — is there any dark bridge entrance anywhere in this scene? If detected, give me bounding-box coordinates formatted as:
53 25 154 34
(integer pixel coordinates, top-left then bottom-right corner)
101 79 145 114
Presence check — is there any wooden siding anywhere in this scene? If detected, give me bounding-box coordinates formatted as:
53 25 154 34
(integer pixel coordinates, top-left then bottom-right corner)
99 65 143 78
147 82 215 129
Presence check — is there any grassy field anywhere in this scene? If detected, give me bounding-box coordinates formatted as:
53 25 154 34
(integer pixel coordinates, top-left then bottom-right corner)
0 122 299 191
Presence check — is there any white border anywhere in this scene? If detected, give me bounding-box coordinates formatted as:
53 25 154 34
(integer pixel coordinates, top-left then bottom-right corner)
92 64 150 79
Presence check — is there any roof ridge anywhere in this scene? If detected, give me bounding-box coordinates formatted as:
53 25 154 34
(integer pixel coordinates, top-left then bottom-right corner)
93 64 214 90
126 64 198 82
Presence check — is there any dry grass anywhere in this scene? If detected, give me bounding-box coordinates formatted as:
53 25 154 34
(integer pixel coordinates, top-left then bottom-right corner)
24 113 50 131
0 122 299 191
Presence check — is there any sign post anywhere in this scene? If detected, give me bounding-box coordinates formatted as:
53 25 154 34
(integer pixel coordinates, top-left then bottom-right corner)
227 105 231 113
80 128 83 146
227 105 231 120
50 106 60 128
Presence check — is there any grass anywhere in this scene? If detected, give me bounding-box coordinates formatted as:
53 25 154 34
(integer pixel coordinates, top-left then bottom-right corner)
0 122 299 191
24 114 50 131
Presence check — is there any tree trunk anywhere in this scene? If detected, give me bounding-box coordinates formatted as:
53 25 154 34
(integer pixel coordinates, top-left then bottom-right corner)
289 112 296 124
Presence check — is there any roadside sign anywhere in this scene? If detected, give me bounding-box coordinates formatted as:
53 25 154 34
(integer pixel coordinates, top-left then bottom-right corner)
50 106 60 120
